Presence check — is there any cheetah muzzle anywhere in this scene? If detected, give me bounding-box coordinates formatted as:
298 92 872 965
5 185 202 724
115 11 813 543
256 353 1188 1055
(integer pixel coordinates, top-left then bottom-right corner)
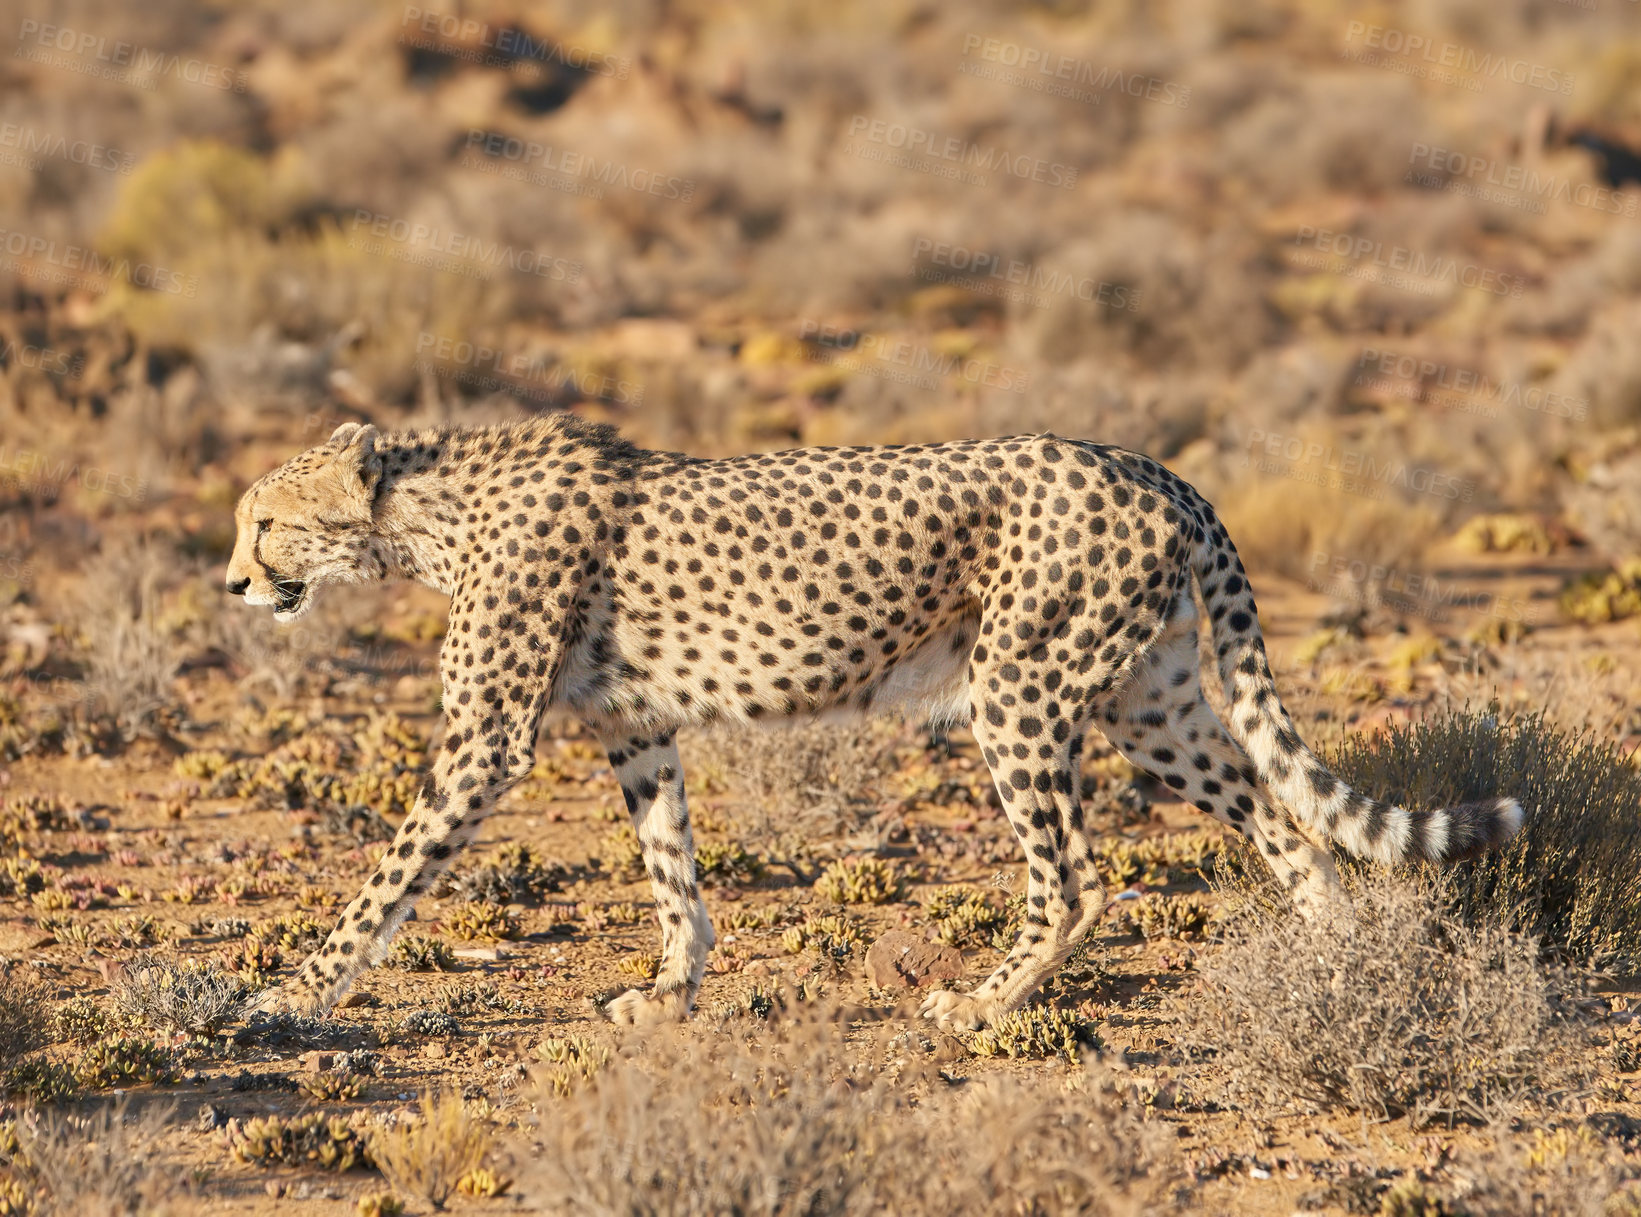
227 417 1526 1033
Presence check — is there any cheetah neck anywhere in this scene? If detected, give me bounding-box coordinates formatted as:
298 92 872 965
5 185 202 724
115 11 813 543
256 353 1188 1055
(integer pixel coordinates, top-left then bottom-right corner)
366 436 463 596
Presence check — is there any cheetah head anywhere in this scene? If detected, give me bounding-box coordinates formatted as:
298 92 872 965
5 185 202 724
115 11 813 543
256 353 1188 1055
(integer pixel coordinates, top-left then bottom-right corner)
226 423 386 623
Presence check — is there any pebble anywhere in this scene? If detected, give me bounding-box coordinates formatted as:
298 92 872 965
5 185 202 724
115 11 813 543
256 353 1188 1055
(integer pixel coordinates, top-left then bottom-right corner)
864 930 964 991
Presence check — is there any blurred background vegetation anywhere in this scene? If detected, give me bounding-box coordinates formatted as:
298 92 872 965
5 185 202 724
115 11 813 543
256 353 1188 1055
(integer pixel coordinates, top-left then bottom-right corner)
1 0 1639 736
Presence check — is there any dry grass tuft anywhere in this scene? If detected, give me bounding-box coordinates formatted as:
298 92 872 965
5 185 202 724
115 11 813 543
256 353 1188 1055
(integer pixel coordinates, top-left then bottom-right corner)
9 1100 187 1216
109 957 248 1037
689 723 891 858
74 537 187 735
1211 453 1444 585
1183 877 1587 1128
1433 1127 1641 1217
371 1090 497 1211
520 1007 1165 1215
0 969 49 1069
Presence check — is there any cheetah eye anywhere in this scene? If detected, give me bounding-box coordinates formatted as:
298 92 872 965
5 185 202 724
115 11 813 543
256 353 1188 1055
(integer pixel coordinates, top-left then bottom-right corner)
256 519 272 536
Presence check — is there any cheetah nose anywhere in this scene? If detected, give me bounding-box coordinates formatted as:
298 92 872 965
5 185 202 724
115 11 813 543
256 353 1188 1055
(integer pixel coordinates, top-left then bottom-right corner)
226 576 250 596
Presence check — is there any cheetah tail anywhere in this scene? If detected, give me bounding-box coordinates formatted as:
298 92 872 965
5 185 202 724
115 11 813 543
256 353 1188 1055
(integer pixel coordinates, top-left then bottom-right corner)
1191 531 1524 866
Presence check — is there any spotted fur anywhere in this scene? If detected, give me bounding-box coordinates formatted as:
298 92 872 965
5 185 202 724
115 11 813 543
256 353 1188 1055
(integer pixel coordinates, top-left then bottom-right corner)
226 417 1524 1030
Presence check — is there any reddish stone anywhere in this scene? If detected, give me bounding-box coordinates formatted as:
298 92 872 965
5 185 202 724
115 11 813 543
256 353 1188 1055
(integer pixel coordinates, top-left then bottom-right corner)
865 930 964 991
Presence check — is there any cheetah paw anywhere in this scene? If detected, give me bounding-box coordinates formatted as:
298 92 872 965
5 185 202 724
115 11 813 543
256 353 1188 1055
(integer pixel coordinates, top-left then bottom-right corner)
603 988 691 1027
249 980 331 1019
919 989 992 1033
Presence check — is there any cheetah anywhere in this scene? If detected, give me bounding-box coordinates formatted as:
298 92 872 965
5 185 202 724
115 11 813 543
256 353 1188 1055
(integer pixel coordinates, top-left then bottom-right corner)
227 417 1524 1031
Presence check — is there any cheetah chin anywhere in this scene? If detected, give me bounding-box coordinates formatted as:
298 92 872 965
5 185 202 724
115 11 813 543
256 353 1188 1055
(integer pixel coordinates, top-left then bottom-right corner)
225 416 1526 1030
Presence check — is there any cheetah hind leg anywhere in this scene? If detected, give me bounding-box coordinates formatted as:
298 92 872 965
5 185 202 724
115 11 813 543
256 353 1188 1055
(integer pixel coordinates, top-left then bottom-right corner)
920 735 1097 1032
1099 603 1350 922
600 733 715 1027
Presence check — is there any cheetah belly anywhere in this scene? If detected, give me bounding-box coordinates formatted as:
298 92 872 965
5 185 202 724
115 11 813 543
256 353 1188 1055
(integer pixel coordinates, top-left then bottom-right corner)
820 608 977 728
563 589 979 732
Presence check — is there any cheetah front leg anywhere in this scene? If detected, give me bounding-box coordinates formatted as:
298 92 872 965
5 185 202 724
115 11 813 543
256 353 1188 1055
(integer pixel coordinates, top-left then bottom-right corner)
600 731 713 1026
256 725 526 1014
259 667 553 1016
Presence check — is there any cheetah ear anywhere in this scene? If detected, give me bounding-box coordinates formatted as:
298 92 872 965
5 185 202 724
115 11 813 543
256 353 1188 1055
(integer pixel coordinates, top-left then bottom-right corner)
331 423 384 514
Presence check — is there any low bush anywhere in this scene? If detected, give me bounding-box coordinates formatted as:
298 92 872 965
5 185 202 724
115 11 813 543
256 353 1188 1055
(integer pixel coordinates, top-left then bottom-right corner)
10 1100 187 1216
109 957 248 1037
689 723 891 859
436 842 567 905
520 1008 1165 1215
390 935 457 973
0 970 49 1067
1183 877 1586 1128
371 1091 498 1211
814 857 910 904
1328 709 1641 971
77 1037 178 1090
966 1005 1102 1064
1429 1127 1641 1217
224 1112 374 1172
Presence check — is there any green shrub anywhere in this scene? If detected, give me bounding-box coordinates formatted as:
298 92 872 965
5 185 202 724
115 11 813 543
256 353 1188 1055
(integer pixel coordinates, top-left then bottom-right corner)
224 1112 374 1171
923 887 1010 947
966 1005 1101 1064
390 935 456 972
100 140 308 268
1119 893 1212 941
814 857 909 904
780 914 865 964
77 1037 178 1090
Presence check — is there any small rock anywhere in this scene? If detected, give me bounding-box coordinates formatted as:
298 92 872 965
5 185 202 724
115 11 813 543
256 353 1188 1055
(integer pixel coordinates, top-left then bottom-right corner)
337 991 375 1009
865 930 964 991
454 946 507 962
196 1103 227 1133
299 1051 334 1073
264 1180 286 1198
930 1036 968 1064
423 1042 447 1060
